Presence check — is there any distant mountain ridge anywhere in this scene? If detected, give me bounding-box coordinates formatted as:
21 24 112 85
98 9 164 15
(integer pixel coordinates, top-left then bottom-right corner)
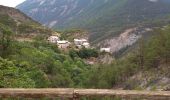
17 0 170 43
17 0 119 28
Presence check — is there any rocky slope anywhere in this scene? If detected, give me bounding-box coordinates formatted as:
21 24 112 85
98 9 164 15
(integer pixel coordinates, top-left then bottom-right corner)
98 27 154 54
120 64 170 91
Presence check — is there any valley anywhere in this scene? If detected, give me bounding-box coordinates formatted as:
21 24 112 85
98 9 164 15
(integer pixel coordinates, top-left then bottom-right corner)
0 0 170 100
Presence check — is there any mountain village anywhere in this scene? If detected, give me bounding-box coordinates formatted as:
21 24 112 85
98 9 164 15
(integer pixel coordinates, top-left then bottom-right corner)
1 0 170 98
47 34 111 53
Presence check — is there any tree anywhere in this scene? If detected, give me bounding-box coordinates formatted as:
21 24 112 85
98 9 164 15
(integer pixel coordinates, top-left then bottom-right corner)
137 38 146 68
69 49 78 59
0 23 14 58
144 28 170 68
77 48 99 59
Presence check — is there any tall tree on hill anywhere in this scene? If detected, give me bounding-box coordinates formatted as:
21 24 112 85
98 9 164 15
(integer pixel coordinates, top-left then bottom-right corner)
138 38 145 69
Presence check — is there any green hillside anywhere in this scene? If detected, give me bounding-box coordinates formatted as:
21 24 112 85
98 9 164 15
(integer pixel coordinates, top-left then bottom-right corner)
1 17 170 91
0 5 53 39
0 5 97 88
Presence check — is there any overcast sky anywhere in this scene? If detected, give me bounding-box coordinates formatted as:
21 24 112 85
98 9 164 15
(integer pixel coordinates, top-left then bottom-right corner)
0 0 26 7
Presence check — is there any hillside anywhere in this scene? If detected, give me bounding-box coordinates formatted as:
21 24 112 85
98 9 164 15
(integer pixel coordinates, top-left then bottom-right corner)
0 4 170 100
85 25 170 91
0 5 98 89
17 0 170 43
0 5 54 40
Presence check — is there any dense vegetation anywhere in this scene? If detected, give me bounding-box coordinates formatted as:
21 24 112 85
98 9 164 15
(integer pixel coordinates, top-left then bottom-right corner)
69 48 99 59
1 21 170 89
1 4 169 100
0 23 91 88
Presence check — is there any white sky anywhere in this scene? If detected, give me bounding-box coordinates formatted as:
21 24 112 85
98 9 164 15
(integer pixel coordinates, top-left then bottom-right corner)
0 0 26 7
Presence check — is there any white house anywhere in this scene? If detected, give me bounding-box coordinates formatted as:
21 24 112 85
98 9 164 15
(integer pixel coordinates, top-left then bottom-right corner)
74 39 87 45
48 36 60 43
82 42 90 48
74 39 81 45
74 39 90 48
100 48 111 53
57 40 71 49
81 39 88 43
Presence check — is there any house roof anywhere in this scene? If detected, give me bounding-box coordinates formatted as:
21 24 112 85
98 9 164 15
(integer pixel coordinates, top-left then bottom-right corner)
74 39 87 42
48 36 59 39
100 48 110 50
83 42 90 46
57 40 69 44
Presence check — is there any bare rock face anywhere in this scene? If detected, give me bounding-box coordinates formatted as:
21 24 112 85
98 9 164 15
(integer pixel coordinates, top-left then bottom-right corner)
100 28 141 53
98 27 154 54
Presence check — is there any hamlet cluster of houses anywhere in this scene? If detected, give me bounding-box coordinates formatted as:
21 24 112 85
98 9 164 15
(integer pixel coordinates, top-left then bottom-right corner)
47 35 111 53
47 35 90 49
